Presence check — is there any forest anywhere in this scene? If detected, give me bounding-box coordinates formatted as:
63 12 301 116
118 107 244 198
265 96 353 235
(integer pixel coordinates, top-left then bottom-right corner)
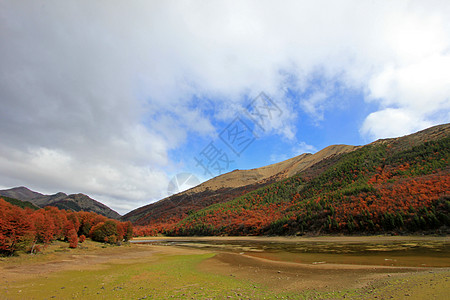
0 199 132 256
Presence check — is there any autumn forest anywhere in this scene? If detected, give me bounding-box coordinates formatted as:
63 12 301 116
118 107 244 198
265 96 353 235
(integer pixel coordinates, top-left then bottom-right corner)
0 199 132 255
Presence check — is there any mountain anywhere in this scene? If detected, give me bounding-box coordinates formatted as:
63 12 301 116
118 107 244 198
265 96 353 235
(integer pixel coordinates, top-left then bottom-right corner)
0 187 121 219
0 186 43 201
126 123 450 236
123 144 357 226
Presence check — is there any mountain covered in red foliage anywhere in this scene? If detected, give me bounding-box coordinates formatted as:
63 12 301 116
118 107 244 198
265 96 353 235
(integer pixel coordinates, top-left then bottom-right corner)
128 123 450 236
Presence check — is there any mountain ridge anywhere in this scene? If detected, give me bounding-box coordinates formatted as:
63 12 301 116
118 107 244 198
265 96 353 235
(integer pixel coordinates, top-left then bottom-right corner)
0 187 121 219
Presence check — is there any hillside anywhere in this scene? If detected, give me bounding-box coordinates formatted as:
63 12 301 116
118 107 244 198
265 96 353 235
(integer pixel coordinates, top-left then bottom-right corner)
129 123 450 236
123 144 357 226
0 195 39 210
0 187 121 219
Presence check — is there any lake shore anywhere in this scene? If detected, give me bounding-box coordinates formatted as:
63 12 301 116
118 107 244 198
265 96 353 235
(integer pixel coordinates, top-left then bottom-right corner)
1 236 448 299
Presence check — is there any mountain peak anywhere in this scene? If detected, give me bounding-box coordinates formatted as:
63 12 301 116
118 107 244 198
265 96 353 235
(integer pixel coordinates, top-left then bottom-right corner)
0 186 43 201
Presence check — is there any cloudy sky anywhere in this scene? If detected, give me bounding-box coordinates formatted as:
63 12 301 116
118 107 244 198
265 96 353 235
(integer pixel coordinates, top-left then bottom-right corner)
1 1 449 214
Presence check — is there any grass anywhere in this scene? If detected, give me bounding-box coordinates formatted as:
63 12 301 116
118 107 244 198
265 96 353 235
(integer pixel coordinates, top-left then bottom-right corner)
1 240 449 299
2 250 295 299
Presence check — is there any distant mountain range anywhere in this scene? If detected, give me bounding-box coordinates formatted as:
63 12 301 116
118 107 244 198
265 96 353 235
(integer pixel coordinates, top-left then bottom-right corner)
0 187 120 219
124 123 449 236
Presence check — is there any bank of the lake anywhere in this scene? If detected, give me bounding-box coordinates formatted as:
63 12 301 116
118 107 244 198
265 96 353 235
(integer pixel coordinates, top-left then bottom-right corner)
0 236 448 299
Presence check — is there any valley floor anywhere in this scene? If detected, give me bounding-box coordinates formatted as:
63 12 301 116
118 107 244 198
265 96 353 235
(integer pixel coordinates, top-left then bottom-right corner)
0 236 449 299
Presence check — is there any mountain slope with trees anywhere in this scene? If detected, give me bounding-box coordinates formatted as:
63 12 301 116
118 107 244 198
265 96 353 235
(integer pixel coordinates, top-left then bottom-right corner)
124 145 357 232
0 195 39 210
132 123 450 236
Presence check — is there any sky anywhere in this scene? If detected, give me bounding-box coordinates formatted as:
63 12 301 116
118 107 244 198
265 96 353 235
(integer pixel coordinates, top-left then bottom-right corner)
1 1 449 214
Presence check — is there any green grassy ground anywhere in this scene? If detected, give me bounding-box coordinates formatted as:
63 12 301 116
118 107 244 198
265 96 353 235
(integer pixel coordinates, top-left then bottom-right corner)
2 252 299 299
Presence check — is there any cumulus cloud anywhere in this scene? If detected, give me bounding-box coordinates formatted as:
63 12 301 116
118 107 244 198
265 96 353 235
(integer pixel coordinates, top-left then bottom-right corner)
360 108 433 139
363 54 450 139
1 0 449 212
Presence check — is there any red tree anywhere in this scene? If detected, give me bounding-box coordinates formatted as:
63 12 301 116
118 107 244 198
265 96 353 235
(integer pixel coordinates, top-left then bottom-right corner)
68 229 78 248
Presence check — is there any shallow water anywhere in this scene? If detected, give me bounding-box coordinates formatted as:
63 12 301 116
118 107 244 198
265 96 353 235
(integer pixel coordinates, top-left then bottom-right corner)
133 238 450 267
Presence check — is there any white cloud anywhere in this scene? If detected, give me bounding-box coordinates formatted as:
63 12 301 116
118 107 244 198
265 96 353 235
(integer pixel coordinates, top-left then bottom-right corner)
360 108 433 139
1 0 450 212
365 54 450 139
362 3 450 139
300 92 329 122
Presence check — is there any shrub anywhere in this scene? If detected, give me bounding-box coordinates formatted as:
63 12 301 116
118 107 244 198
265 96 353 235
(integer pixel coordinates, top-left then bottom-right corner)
68 229 78 248
79 234 86 243
89 220 118 244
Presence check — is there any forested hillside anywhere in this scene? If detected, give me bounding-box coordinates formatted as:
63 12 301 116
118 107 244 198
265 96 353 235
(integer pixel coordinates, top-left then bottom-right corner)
133 124 450 236
1 195 39 210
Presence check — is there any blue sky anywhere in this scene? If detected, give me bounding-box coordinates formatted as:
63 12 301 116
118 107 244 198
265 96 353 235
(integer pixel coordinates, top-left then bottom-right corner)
1 1 450 214
167 76 382 184
170 86 373 182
